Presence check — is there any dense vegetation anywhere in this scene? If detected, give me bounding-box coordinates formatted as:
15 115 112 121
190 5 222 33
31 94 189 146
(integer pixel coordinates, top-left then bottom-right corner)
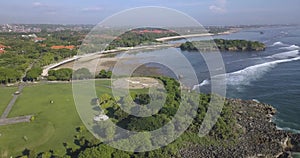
12 77 241 158
23 67 43 82
47 68 112 81
0 31 82 84
96 69 112 79
48 68 95 81
180 39 266 52
75 77 239 158
0 67 22 84
47 68 73 81
105 28 179 50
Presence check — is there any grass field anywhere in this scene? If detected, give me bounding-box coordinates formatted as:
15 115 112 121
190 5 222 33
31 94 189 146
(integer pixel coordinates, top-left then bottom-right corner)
0 80 149 157
0 86 17 115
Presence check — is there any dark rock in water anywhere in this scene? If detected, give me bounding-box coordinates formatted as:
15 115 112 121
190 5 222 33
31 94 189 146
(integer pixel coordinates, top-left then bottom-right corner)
180 99 300 158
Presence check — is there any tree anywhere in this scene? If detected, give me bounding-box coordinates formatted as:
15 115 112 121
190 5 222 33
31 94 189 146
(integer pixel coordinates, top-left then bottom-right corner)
103 123 115 141
78 145 114 158
47 75 57 81
73 68 92 80
0 67 21 84
47 68 72 81
24 67 42 81
40 151 52 158
96 69 112 78
112 150 131 158
98 70 107 78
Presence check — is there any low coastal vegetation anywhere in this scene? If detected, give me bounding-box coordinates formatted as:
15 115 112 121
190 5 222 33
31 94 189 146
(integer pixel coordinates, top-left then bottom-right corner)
180 39 266 52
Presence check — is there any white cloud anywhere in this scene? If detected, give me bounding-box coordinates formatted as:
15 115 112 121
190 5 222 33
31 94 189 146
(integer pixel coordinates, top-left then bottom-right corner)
82 7 103 12
209 5 226 13
209 0 227 14
33 2 43 7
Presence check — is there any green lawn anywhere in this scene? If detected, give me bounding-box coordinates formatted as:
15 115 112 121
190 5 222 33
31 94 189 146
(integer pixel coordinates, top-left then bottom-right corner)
0 80 149 157
0 86 17 115
0 83 91 157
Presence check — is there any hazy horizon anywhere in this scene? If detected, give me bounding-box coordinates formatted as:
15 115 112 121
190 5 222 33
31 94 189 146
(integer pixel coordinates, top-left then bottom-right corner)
0 0 299 25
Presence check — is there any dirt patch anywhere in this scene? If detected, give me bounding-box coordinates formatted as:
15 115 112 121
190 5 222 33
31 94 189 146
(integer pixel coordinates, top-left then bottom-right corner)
112 77 163 89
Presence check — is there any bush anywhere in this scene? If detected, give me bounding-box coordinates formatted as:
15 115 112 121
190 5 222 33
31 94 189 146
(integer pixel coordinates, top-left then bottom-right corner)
30 116 35 122
47 68 72 81
96 69 112 78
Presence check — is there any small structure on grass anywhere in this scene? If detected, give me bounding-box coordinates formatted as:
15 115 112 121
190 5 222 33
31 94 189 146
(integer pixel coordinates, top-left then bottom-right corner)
93 109 109 122
14 91 21 95
93 114 109 121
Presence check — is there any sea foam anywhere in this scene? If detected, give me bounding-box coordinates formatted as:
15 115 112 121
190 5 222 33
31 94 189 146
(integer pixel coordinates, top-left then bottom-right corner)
220 56 300 85
271 41 285 46
268 50 299 59
276 126 300 134
192 79 210 90
280 45 300 50
193 53 300 88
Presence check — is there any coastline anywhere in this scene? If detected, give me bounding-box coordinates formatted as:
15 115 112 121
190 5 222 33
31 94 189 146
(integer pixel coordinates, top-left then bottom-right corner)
180 99 300 158
42 29 240 76
156 28 240 41
41 25 299 77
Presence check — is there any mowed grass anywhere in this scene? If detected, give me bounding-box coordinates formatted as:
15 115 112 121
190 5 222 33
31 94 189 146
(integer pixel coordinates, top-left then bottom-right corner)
0 80 120 157
0 86 17 115
0 79 150 157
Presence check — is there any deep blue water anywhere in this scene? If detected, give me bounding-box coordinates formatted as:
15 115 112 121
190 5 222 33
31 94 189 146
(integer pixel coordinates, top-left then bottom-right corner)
116 26 300 133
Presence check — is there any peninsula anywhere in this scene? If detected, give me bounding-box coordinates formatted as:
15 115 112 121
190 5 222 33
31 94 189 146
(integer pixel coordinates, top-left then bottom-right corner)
180 39 266 52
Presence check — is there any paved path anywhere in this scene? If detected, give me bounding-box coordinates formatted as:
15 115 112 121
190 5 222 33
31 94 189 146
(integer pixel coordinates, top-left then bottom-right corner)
42 56 81 76
0 63 33 125
1 84 24 119
0 115 32 126
41 43 180 76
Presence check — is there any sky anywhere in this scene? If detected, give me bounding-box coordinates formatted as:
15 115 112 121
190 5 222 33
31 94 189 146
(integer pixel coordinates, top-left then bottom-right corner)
0 0 299 25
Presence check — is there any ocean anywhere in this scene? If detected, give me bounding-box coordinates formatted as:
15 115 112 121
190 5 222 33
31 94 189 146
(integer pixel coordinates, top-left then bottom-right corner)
115 25 300 134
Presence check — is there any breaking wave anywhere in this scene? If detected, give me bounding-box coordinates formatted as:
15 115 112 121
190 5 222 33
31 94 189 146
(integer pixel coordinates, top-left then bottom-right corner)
268 50 299 59
271 41 285 46
280 45 300 50
276 126 300 134
219 56 300 85
193 51 300 88
192 79 209 90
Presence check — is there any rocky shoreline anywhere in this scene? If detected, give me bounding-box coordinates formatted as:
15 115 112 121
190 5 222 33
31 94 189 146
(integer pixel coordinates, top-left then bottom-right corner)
180 99 300 158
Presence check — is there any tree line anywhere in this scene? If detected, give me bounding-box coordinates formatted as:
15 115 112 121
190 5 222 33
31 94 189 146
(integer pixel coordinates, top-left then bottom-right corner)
180 39 266 52
47 68 112 81
105 28 178 50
